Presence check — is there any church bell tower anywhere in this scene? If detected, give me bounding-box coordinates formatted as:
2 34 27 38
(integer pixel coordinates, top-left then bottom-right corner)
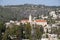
29 14 32 22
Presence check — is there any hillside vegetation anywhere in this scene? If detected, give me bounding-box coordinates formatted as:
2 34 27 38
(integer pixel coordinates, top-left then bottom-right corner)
0 4 60 21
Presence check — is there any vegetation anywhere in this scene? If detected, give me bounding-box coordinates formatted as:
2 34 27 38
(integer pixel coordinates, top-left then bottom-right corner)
0 21 5 40
24 23 31 39
34 25 44 39
0 4 60 40
0 4 60 21
2 24 22 40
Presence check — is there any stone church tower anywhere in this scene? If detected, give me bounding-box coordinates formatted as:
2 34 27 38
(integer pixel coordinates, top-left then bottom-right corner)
29 14 32 22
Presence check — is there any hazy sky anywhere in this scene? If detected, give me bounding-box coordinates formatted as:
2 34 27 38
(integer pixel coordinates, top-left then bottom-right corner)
0 0 60 6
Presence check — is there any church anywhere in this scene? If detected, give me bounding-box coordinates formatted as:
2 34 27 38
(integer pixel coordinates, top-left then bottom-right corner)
20 14 47 26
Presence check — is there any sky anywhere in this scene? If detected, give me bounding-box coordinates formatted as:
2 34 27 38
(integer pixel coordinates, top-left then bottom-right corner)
0 0 60 6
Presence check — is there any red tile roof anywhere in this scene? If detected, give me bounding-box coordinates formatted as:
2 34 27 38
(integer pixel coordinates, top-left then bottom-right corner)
21 19 29 22
35 20 46 22
21 19 47 22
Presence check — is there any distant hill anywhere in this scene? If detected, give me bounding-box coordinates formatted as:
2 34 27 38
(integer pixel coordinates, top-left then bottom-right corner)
0 4 60 22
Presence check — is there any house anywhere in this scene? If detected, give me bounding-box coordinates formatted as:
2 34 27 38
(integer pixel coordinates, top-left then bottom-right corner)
14 21 20 25
34 19 47 26
5 22 11 28
49 11 57 19
20 19 29 24
41 15 48 19
5 20 20 28
41 38 48 40
48 34 58 40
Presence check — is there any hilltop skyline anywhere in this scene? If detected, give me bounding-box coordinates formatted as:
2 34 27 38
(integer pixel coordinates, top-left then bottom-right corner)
0 0 60 6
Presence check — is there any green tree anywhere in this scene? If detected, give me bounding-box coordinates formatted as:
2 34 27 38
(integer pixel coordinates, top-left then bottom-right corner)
24 23 31 39
8 25 22 40
40 25 44 34
2 24 22 40
35 27 42 39
0 21 6 40
2 29 9 40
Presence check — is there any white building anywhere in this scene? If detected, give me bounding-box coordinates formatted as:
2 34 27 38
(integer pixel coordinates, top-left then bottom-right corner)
5 22 11 28
41 15 48 19
49 11 57 19
41 38 48 40
5 20 20 28
10 20 15 23
46 25 51 33
20 14 47 26
14 21 20 25
34 19 47 26
48 34 58 40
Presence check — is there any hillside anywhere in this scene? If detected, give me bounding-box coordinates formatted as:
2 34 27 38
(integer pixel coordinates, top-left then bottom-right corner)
0 4 60 22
